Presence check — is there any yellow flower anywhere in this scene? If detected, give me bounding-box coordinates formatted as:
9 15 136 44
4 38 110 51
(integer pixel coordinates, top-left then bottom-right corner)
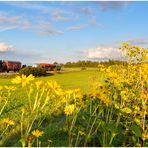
4 86 16 91
47 81 63 95
47 81 60 90
142 131 148 140
134 119 140 126
65 89 74 96
1 118 15 126
64 104 75 115
35 81 43 90
121 107 132 114
21 107 26 114
32 129 44 138
0 86 3 90
12 74 34 87
11 75 22 84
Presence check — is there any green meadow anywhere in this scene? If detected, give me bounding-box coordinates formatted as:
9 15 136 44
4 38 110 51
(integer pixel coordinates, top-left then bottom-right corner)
0 68 100 93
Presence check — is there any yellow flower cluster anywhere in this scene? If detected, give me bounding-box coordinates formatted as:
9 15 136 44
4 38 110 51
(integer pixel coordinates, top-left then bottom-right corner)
0 86 16 91
64 104 75 115
11 74 34 87
32 129 44 138
0 118 15 126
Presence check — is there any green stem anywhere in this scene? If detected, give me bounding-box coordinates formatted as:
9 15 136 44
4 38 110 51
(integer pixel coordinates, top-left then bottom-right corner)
75 131 80 147
84 116 97 146
21 112 24 137
33 91 39 111
0 125 9 137
109 133 115 146
0 100 8 116
37 137 38 147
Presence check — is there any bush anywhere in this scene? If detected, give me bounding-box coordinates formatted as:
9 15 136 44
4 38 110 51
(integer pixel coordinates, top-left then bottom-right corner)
19 67 47 77
81 67 87 70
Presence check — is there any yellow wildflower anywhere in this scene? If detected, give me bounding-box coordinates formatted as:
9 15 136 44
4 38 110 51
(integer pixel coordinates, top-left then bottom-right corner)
35 81 43 90
32 129 44 138
65 89 74 96
12 74 34 87
64 104 75 115
134 119 140 126
47 81 63 95
0 86 3 90
4 86 16 91
121 107 132 114
1 118 15 126
142 131 148 140
47 81 60 89
11 75 22 84
21 107 26 113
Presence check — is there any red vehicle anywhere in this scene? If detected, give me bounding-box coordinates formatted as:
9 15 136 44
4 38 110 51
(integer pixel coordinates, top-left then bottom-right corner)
33 63 56 71
0 60 22 73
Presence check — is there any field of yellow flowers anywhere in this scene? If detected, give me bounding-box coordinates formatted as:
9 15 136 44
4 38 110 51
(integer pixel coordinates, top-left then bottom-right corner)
0 43 148 147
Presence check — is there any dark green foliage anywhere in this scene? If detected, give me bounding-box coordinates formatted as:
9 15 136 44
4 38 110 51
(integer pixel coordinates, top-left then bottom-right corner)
19 67 47 77
63 60 127 68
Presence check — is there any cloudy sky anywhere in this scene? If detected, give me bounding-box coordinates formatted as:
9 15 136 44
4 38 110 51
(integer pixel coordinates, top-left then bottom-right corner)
0 1 148 65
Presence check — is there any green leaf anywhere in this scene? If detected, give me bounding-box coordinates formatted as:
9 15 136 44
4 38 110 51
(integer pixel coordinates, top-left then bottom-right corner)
108 121 117 132
131 123 142 137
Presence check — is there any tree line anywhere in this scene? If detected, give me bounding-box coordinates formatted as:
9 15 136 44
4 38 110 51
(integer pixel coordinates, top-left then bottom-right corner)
62 60 128 68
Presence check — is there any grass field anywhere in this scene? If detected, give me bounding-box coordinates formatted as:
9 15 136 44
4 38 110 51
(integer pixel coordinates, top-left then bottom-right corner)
0 68 100 93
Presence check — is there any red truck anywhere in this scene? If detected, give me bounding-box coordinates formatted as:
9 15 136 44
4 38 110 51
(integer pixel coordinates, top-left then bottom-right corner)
0 60 22 73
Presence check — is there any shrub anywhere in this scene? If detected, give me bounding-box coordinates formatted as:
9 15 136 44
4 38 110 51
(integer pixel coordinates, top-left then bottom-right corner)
19 67 46 77
81 67 86 70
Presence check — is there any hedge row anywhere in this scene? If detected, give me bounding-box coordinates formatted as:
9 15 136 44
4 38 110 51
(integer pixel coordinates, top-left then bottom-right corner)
19 67 46 77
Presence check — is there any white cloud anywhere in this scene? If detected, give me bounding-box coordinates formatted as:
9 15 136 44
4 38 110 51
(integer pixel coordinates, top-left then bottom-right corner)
83 46 122 60
51 9 79 21
66 24 87 31
0 42 50 64
0 13 63 37
0 43 14 52
126 38 148 46
66 18 103 31
80 7 92 15
37 22 63 36
95 1 131 11
0 14 31 32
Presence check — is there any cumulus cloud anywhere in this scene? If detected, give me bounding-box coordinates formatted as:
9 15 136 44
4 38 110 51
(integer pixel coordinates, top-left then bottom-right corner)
82 46 122 60
0 42 50 64
0 43 14 52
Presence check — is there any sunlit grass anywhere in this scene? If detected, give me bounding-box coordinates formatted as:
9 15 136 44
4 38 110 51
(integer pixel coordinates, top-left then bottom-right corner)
0 69 100 93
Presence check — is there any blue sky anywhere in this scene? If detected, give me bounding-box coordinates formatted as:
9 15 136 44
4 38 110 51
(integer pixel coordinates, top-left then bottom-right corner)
0 1 148 65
